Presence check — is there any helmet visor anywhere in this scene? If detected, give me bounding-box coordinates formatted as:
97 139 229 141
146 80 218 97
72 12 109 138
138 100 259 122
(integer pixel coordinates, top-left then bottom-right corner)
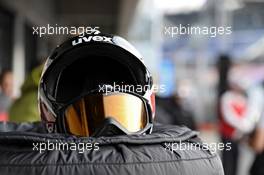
63 92 148 136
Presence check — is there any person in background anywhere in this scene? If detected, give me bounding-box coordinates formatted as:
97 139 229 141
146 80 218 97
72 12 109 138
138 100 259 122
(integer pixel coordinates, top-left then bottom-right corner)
0 69 13 121
220 72 264 175
9 65 42 122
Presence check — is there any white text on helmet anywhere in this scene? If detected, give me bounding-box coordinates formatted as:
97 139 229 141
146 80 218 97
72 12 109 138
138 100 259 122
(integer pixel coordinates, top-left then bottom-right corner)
72 36 113 46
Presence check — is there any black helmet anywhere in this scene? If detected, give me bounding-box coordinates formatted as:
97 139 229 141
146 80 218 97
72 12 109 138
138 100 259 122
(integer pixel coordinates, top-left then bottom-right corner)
38 33 155 137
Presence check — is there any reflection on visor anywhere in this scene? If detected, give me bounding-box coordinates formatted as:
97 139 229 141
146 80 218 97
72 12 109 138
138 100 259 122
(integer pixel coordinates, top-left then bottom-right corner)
64 93 147 136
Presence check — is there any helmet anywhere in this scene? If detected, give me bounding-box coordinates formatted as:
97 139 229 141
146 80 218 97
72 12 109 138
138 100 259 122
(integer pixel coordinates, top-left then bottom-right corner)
38 33 155 137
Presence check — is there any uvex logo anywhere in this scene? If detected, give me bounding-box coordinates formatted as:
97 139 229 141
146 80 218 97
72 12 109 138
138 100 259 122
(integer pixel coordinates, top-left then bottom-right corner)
72 36 113 46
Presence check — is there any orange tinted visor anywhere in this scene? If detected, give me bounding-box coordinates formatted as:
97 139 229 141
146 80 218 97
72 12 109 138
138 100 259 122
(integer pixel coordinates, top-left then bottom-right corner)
64 93 147 136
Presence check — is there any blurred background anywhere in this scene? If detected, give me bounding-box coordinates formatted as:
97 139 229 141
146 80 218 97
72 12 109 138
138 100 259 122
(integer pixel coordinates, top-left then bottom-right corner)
0 0 264 175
